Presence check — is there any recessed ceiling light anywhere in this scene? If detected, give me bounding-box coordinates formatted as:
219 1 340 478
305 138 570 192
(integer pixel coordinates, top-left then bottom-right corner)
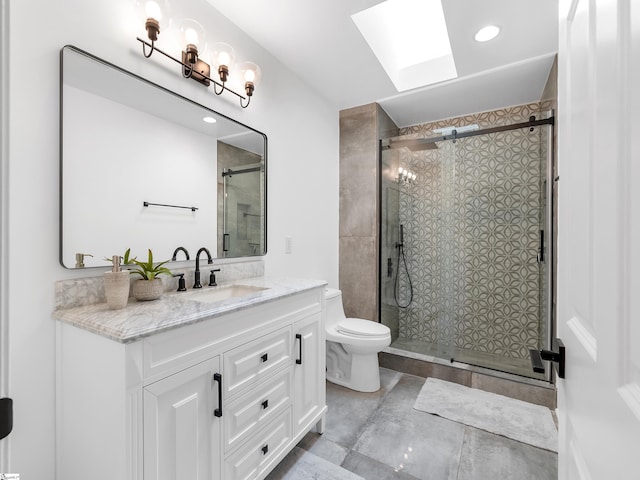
474 25 500 42
203 116 216 123
352 0 457 92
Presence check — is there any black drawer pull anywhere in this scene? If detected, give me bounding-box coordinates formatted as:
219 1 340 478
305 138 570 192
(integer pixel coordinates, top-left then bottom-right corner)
261 353 268 362
261 444 269 455
261 399 269 409
296 333 303 365
213 373 223 417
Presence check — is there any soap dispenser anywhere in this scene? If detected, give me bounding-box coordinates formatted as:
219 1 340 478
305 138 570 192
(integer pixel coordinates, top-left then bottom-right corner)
104 255 131 309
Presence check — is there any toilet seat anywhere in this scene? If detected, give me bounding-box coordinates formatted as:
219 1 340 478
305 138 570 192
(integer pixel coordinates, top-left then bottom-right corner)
336 318 390 339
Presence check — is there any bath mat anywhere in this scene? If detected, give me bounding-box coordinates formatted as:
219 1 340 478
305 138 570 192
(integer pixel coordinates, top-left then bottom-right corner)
413 377 557 452
265 447 365 480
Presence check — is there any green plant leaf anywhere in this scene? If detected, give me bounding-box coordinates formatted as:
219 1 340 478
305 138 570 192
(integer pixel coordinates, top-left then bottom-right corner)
123 248 136 265
125 248 172 280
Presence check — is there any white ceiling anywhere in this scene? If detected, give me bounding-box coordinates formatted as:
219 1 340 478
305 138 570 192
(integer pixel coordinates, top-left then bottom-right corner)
206 0 558 127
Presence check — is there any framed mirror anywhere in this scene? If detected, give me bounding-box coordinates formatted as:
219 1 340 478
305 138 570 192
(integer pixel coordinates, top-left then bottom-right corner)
60 45 267 269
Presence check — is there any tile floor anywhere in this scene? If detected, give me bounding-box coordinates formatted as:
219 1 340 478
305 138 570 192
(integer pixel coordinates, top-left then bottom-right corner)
268 368 558 480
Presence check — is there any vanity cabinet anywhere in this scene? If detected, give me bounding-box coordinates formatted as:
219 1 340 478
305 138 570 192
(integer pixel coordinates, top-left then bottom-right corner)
55 284 326 480
144 356 222 480
293 313 325 434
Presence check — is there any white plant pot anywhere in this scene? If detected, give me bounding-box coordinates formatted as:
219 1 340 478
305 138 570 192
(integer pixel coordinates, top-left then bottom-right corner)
133 278 164 301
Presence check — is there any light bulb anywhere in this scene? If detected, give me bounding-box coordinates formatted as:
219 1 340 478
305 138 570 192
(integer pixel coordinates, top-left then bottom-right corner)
212 43 235 67
180 19 206 47
243 69 256 83
218 51 231 66
240 61 261 86
135 0 171 41
145 1 162 20
211 43 236 83
184 28 199 45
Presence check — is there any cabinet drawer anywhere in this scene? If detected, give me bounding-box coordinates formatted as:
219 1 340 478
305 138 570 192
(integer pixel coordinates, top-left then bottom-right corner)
225 367 292 453
224 326 291 398
224 407 292 480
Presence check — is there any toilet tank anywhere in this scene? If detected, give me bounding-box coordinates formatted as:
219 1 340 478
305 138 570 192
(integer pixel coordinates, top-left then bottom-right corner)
324 288 346 327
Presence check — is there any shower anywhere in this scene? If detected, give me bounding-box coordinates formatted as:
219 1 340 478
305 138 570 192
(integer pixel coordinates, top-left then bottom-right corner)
379 108 555 380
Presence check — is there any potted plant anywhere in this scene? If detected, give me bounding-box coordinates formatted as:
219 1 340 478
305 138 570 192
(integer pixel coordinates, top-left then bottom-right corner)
123 248 173 301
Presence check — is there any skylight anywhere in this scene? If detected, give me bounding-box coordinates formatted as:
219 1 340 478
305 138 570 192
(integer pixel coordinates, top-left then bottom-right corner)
352 0 457 92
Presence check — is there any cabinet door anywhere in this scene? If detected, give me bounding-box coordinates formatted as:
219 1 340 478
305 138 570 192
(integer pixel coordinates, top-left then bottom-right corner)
144 356 222 480
293 313 324 435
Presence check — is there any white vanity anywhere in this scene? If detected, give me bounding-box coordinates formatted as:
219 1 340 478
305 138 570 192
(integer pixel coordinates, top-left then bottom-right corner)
53 277 327 480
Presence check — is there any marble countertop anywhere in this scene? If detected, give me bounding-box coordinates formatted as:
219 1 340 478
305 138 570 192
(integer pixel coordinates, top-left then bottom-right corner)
53 277 327 344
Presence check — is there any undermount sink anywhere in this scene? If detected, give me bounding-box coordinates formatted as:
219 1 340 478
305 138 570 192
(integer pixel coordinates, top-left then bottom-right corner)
187 284 269 304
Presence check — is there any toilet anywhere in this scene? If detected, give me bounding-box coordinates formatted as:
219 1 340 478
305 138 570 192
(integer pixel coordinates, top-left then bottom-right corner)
324 288 391 392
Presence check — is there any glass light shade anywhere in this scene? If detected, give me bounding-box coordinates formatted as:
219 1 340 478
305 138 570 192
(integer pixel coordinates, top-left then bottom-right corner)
135 0 172 39
179 19 206 48
240 61 262 87
212 42 236 69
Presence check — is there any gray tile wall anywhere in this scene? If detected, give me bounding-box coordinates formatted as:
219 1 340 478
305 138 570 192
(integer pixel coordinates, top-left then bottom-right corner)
339 104 398 321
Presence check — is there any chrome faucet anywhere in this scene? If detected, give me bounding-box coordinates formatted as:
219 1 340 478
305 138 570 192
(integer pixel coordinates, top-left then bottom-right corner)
193 247 213 289
171 246 190 261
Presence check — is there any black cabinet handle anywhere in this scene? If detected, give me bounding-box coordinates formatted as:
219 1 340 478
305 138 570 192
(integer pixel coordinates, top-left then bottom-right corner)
261 399 269 409
261 353 268 363
261 444 269 455
213 373 223 417
296 333 303 365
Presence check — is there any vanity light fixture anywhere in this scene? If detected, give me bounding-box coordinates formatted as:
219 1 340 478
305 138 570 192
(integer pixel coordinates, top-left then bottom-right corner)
397 167 417 184
134 1 260 108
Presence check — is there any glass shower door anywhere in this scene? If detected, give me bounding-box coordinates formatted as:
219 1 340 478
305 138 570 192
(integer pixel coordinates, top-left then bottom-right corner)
222 163 264 257
380 119 552 380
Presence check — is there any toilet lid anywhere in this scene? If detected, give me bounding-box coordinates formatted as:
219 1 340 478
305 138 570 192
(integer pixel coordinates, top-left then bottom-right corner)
336 318 390 338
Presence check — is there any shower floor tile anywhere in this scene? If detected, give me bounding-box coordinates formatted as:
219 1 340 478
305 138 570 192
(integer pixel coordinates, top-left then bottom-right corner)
267 367 558 480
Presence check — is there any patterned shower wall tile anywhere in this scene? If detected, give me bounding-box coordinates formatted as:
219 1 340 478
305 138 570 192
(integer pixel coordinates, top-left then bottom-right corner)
397 101 547 361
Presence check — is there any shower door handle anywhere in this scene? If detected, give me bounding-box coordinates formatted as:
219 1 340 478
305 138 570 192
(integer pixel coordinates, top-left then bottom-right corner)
529 338 565 378
537 230 545 264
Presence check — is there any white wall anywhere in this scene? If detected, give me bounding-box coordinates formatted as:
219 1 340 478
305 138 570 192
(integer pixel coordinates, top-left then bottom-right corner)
3 0 339 477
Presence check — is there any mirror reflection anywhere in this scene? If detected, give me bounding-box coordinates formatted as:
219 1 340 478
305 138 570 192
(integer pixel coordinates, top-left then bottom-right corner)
60 46 267 269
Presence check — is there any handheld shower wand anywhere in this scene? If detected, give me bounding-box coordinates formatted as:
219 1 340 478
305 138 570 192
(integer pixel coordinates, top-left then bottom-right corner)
394 224 413 308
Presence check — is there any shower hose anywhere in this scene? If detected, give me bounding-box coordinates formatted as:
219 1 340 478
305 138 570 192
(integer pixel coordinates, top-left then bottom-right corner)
393 235 414 309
